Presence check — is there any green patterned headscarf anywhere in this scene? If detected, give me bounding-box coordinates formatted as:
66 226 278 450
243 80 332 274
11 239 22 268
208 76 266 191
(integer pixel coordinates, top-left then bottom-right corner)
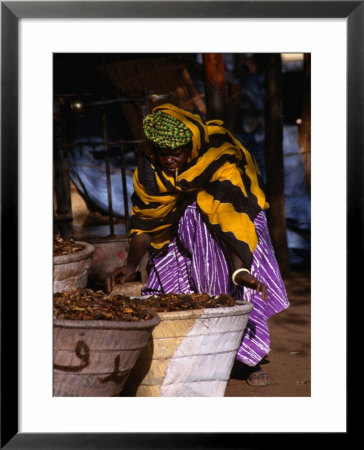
143 110 192 149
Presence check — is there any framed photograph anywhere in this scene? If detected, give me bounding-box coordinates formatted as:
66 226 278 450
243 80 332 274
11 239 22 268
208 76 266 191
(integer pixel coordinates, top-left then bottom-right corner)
1 1 358 448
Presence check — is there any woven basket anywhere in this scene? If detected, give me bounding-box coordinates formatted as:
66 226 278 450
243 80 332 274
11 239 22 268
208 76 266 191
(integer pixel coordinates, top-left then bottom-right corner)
53 311 161 397
122 300 253 397
53 241 95 293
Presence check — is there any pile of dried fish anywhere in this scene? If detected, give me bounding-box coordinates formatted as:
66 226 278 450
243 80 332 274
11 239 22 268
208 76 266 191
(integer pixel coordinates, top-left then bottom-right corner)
142 293 236 312
54 289 237 322
54 289 154 322
54 234 84 257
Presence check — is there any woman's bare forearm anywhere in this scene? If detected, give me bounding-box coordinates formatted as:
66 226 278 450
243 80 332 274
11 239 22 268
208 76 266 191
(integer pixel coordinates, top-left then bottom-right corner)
126 233 152 269
106 233 151 292
230 251 267 300
230 252 248 271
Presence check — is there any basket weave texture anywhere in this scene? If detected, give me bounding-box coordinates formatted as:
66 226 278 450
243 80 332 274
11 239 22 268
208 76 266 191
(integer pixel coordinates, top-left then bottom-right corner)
53 241 95 293
122 300 253 397
53 311 161 397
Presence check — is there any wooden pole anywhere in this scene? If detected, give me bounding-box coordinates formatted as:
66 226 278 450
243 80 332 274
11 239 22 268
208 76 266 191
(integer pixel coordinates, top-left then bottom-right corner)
119 143 130 234
298 53 311 194
101 109 115 237
203 53 228 122
53 98 73 238
264 54 291 277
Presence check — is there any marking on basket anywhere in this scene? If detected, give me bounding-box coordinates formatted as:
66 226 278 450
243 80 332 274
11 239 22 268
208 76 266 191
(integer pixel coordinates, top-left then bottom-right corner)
53 340 90 372
99 355 129 384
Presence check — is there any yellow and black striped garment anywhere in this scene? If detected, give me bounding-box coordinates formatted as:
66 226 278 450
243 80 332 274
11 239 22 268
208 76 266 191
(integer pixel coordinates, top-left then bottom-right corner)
130 103 269 269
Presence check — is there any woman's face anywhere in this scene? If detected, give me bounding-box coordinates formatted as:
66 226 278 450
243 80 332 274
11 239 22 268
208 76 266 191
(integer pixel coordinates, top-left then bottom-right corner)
155 146 191 175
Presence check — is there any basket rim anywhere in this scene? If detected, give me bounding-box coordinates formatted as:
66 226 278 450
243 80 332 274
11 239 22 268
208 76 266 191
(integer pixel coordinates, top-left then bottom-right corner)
53 241 95 264
129 297 253 321
53 309 161 330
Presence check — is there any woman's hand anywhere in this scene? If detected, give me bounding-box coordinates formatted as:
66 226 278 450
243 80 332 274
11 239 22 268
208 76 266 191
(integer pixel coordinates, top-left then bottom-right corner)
234 270 268 300
105 233 151 293
106 264 136 294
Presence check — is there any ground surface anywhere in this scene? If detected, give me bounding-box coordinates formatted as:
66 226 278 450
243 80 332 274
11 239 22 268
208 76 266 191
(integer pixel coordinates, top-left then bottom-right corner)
225 269 311 397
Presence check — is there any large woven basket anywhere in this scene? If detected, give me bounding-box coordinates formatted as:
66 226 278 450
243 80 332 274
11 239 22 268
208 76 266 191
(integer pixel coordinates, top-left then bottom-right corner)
53 241 95 293
53 311 161 397
122 300 253 397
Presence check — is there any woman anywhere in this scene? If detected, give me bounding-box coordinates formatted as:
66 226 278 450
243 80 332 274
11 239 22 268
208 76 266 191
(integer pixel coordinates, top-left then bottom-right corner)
107 103 289 386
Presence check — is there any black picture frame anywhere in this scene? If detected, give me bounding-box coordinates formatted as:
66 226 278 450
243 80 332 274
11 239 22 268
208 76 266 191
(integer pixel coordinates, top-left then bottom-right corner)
1 1 358 448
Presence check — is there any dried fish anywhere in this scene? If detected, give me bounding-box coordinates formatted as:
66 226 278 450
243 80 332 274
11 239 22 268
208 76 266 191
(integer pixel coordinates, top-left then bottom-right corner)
140 293 236 312
53 289 236 322
53 234 85 257
54 289 153 322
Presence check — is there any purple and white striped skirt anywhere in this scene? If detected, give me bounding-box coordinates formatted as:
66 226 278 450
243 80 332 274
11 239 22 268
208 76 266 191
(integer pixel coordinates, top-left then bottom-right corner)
142 203 289 366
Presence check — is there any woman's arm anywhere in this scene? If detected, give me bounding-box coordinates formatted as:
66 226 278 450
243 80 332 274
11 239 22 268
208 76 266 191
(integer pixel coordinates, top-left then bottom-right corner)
106 233 151 293
230 252 268 300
